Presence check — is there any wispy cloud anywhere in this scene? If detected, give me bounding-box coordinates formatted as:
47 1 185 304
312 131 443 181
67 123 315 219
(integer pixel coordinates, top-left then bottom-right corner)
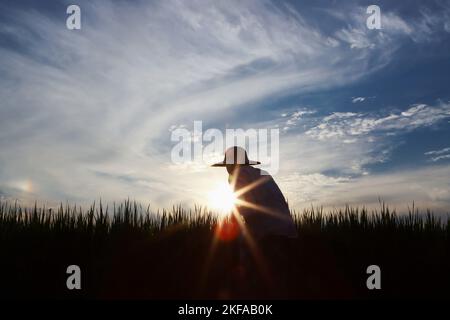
272 101 450 210
425 147 450 156
429 154 450 162
306 102 450 141
281 165 450 213
352 97 366 103
329 3 450 47
0 0 402 206
425 147 450 162
282 109 315 131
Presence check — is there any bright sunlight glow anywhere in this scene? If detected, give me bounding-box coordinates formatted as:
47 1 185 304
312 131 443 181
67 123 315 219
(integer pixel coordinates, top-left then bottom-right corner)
207 182 237 215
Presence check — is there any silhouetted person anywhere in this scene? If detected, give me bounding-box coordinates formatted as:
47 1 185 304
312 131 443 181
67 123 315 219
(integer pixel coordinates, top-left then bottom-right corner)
212 146 297 240
212 146 297 297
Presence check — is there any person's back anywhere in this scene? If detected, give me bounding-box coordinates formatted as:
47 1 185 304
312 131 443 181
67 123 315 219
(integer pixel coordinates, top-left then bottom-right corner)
231 166 297 240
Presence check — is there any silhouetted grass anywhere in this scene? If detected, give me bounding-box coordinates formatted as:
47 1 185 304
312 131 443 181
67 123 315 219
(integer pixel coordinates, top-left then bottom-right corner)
0 200 217 234
2 200 447 234
0 200 449 299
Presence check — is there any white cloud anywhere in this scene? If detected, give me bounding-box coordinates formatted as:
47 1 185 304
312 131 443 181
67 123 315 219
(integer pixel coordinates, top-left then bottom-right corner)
382 12 414 35
352 97 366 103
283 109 315 131
331 4 450 48
336 28 374 49
268 101 450 211
445 21 450 33
306 102 450 141
425 147 450 162
280 173 350 203
425 147 450 156
332 8 412 50
323 112 358 122
429 154 450 162
280 165 450 214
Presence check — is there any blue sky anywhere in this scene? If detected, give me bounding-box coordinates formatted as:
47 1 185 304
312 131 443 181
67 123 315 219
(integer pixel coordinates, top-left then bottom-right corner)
0 0 450 212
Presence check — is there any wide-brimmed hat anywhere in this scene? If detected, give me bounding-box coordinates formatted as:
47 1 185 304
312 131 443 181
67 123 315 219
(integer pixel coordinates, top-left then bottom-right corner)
211 146 260 167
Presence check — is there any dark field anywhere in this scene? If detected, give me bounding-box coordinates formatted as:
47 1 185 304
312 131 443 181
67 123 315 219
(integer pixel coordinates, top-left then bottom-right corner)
0 200 449 299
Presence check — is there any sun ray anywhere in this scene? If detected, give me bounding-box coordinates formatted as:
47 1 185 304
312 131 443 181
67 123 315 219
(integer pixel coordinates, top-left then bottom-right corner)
230 207 273 285
197 219 221 294
234 175 270 198
235 199 293 221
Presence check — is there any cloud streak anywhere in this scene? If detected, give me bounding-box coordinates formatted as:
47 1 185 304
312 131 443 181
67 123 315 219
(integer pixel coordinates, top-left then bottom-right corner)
425 147 450 162
306 102 450 141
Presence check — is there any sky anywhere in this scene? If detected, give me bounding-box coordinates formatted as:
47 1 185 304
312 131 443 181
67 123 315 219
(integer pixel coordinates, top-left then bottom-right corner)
0 0 450 213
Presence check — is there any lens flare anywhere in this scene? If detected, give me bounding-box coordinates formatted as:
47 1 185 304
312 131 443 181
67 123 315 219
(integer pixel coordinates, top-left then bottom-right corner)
207 182 237 216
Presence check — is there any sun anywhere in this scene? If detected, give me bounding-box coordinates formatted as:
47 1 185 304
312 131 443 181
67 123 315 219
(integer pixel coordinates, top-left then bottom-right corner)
207 182 237 216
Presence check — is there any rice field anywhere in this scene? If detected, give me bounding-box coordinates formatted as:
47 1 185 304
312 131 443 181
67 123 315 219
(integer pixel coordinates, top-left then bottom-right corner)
0 200 449 299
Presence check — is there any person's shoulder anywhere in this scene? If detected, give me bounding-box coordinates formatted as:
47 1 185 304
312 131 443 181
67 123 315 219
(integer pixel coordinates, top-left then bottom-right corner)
244 166 271 178
240 167 275 184
258 169 271 177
